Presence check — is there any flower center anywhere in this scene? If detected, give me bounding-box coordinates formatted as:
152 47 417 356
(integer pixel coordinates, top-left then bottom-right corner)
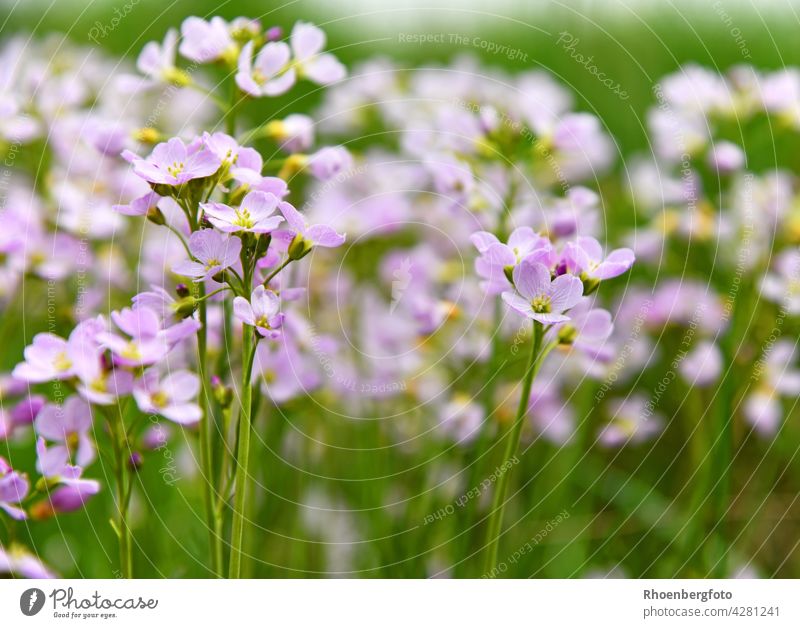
233 207 255 229
531 295 552 313
252 69 267 85
121 341 142 361
90 376 107 393
204 258 221 271
151 390 169 408
255 315 271 329
167 161 185 177
53 352 73 372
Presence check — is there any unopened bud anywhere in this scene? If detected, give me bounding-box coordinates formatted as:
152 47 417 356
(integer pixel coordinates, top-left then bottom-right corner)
212 376 234 408
163 67 192 87
581 276 600 296
146 206 166 226
288 233 313 261
129 452 144 470
172 296 198 319
133 127 161 144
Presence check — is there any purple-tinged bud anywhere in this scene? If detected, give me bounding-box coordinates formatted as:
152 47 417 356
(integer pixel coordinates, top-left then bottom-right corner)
11 395 45 426
129 452 144 470
31 483 99 519
175 283 190 298
266 26 283 41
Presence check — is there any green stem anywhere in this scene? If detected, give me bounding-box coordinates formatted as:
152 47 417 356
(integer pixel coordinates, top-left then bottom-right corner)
482 321 550 576
107 410 133 578
262 258 291 286
196 289 223 577
229 327 258 578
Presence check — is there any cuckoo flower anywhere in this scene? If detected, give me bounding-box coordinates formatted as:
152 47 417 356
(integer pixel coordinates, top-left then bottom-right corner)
599 396 663 447
173 229 242 281
136 28 180 83
0 544 56 578
278 201 346 258
11 315 104 385
744 340 800 436
32 440 100 518
201 132 263 184
125 137 221 186
761 249 800 315
98 306 168 367
13 333 76 383
561 236 635 281
472 227 553 294
234 285 284 338
35 396 96 468
502 259 583 324
112 190 162 217
267 114 315 153
679 340 723 387
308 146 353 180
290 21 346 85
133 369 202 425
236 40 296 97
555 300 614 361
202 191 283 234
179 16 236 63
0 459 28 520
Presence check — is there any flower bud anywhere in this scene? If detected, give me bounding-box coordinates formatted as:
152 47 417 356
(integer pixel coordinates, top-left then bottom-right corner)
163 67 192 87
172 296 198 319
175 283 191 298
557 324 578 345
146 206 166 226
133 127 161 144
128 452 144 471
288 233 313 261
581 276 600 296
211 376 234 408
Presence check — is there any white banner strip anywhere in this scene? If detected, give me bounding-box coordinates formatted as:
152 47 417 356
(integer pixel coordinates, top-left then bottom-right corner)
1 579 796 627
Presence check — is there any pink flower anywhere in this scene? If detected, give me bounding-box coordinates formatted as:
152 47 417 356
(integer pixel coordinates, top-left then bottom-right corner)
0 543 56 578
233 286 284 338
201 191 283 234
277 201 346 257
502 259 583 324
308 146 352 180
236 40 296 97
35 396 96 468
599 396 663 447
201 132 263 184
744 340 800 437
133 370 202 425
126 137 221 186
137 28 180 82
13 333 76 383
472 227 553 295
290 21 346 85
0 459 28 520
112 191 162 217
173 229 242 281
561 236 635 280
179 16 235 63
97 305 199 367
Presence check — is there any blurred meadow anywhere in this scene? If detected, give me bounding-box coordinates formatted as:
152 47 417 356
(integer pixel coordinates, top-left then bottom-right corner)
2 0 800 578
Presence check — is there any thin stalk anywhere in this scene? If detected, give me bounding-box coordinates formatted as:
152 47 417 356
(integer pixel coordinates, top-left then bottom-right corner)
107 410 133 578
482 321 552 576
229 327 258 578
196 287 223 577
